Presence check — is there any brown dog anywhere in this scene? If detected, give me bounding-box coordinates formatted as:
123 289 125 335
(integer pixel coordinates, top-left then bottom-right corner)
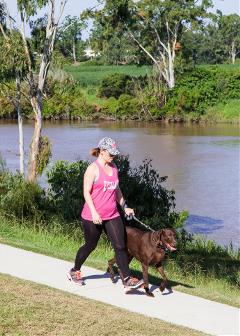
108 226 177 297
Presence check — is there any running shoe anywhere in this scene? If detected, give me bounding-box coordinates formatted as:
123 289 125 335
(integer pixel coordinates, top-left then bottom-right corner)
67 269 85 285
124 276 144 293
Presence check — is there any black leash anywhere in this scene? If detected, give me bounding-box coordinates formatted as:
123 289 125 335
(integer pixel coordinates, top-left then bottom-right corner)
126 214 155 232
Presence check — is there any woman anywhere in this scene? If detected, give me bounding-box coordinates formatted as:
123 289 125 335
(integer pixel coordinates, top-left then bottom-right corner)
67 137 143 292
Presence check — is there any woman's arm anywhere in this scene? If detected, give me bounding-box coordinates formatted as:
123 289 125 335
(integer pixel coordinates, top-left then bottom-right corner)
83 164 102 224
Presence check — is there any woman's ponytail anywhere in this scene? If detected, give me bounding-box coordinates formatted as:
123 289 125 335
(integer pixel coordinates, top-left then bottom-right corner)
90 147 100 157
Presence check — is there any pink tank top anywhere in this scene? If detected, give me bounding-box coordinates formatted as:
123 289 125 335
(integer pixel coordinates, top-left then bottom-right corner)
81 160 120 221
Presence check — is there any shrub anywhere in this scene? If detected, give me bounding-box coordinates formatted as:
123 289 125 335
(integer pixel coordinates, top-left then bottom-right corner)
42 78 95 120
0 173 46 219
115 156 182 229
47 160 89 220
163 66 240 118
101 94 139 119
98 73 135 98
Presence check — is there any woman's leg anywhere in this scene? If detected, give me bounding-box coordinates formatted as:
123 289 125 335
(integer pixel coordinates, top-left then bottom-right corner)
104 217 130 279
74 219 102 270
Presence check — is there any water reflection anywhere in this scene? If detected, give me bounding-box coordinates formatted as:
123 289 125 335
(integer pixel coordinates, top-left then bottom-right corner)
186 214 224 235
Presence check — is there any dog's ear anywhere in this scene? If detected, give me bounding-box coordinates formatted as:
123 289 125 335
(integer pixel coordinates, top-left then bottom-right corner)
152 230 162 243
152 231 158 242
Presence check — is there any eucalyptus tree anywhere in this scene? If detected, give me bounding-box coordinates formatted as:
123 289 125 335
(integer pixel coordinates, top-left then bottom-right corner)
1 0 67 182
58 15 86 63
0 3 27 175
89 0 212 88
218 13 240 64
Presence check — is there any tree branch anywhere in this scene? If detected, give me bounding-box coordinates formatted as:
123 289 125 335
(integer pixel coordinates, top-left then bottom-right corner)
128 30 161 70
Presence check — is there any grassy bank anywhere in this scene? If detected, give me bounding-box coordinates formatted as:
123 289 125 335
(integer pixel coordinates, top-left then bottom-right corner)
64 64 152 87
64 63 240 123
0 215 239 308
0 274 205 336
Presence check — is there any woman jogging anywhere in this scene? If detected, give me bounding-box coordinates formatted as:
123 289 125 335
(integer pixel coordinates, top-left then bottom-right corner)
67 137 143 292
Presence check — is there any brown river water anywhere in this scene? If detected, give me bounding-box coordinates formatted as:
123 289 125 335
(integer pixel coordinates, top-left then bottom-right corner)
0 120 239 248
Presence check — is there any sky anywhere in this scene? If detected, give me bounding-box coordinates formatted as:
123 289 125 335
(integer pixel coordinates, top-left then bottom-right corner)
4 0 240 39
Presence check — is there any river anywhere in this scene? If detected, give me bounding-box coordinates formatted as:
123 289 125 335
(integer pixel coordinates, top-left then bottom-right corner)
0 120 239 248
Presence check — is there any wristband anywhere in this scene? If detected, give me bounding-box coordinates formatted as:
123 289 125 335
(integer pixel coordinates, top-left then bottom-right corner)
121 200 129 210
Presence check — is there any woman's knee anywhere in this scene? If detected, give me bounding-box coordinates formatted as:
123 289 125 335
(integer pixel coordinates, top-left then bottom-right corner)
83 240 98 252
113 242 126 253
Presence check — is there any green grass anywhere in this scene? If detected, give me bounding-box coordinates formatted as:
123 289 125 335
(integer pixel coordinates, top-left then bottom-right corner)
204 99 240 123
64 64 152 86
198 62 240 72
0 215 239 308
81 86 106 107
0 274 205 336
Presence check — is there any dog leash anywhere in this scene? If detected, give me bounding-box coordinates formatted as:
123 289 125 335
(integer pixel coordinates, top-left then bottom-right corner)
127 214 155 232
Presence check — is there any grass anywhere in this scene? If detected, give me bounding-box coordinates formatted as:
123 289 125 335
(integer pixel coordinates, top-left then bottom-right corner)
64 64 152 87
0 215 239 308
0 274 206 336
204 99 240 123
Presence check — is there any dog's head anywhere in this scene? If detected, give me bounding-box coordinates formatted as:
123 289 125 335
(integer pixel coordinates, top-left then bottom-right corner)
152 228 177 252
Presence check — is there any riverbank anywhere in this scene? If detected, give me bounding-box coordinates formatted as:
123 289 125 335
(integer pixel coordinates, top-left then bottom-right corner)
0 63 239 123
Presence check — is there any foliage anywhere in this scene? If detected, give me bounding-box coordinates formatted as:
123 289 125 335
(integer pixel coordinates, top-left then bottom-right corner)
162 66 240 118
58 15 87 62
98 73 135 98
0 152 6 173
115 156 182 229
42 76 95 119
0 172 46 219
46 160 89 220
36 136 52 176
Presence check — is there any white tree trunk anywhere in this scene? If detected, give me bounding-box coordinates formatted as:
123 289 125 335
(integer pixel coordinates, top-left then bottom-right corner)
26 0 66 182
28 95 42 182
231 41 236 64
16 72 24 176
73 39 77 63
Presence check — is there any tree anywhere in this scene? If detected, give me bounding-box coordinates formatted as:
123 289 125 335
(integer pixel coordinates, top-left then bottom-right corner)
218 13 240 64
58 15 86 63
88 0 212 88
2 0 67 182
0 3 27 175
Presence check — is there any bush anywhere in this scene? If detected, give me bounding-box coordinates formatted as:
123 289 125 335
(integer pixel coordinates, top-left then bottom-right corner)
98 73 135 99
47 160 89 220
115 156 182 229
42 77 95 120
101 94 138 119
0 172 46 219
163 66 240 118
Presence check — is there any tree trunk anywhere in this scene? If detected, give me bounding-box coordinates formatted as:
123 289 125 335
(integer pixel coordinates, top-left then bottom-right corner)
16 72 24 176
28 95 42 182
73 39 77 63
167 42 175 89
231 41 236 64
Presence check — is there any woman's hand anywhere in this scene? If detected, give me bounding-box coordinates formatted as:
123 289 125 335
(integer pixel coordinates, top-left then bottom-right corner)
92 211 102 225
124 207 134 219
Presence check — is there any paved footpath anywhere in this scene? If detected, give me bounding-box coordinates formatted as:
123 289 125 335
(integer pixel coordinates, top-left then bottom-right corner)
0 243 239 336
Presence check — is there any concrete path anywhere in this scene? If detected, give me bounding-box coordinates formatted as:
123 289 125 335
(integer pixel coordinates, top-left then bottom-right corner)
0 243 239 336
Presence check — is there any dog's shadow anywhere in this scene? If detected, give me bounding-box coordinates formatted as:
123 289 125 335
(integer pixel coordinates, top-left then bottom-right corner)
130 269 195 290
